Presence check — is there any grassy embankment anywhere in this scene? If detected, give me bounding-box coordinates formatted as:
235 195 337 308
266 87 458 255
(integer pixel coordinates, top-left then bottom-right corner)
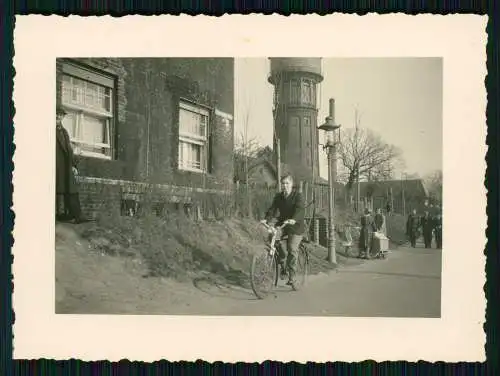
55 205 408 312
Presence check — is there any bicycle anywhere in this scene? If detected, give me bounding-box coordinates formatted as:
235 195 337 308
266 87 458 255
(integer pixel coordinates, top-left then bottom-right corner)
249 220 310 300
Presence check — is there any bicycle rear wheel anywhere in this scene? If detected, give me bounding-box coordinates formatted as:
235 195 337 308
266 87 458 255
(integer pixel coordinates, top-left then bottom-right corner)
250 249 278 299
292 243 309 291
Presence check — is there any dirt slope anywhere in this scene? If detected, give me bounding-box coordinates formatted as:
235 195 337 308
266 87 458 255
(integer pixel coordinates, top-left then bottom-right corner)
55 214 366 314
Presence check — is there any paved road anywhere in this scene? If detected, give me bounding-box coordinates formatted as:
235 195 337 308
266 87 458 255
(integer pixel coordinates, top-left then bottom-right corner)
173 244 442 317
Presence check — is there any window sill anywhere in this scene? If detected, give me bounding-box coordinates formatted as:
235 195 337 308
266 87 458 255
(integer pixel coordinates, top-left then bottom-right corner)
178 166 206 174
76 152 112 160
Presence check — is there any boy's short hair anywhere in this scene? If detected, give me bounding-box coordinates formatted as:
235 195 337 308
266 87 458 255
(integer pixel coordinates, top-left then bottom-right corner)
280 173 294 183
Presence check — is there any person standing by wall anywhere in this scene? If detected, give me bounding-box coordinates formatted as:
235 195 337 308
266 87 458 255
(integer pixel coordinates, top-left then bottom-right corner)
406 208 420 248
56 107 83 223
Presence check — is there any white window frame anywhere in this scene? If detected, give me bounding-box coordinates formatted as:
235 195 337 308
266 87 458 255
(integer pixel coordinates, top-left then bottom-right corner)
61 63 115 160
178 100 210 173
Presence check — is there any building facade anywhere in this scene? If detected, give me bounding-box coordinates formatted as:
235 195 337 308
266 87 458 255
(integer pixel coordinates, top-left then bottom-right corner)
356 179 429 215
56 58 234 218
268 58 323 183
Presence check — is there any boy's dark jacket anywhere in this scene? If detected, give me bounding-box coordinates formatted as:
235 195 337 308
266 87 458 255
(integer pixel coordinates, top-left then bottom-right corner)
265 190 305 235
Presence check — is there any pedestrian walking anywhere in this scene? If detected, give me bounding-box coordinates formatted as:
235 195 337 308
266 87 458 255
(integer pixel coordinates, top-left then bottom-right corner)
373 207 387 235
433 213 442 249
56 107 83 223
421 211 433 248
406 209 420 248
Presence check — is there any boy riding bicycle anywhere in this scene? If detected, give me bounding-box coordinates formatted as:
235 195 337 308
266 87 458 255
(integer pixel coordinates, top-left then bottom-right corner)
261 174 305 287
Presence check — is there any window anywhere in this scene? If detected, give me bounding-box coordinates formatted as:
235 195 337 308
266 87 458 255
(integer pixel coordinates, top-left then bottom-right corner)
290 79 300 104
301 79 315 106
178 100 210 173
61 64 115 159
303 117 311 127
302 80 311 103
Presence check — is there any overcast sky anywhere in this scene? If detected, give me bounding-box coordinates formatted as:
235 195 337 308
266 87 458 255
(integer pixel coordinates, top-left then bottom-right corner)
234 57 443 179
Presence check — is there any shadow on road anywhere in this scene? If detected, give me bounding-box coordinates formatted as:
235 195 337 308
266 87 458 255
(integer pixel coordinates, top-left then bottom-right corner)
192 276 258 301
339 269 441 280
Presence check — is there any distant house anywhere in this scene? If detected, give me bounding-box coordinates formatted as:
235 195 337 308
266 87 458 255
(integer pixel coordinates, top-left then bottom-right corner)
234 147 278 188
234 149 334 191
247 160 279 188
355 179 429 214
56 58 234 218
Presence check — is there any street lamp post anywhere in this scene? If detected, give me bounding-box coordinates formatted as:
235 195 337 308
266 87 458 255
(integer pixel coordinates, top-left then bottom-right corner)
319 98 341 264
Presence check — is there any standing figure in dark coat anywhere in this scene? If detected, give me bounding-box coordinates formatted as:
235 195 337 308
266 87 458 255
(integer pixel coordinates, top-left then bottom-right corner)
373 208 386 235
433 213 442 249
406 209 420 248
358 208 374 259
420 211 434 248
56 107 82 223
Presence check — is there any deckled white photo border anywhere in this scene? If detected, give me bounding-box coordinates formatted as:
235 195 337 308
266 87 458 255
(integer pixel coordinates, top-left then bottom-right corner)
12 14 487 362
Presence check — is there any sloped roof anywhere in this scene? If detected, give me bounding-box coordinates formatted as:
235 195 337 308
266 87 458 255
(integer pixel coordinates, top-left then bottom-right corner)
356 179 428 199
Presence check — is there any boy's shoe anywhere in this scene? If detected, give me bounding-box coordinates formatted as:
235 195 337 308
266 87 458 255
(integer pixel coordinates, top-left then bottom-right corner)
279 265 288 280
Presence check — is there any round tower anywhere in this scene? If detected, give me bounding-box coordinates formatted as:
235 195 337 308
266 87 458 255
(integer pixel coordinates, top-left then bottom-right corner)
268 58 323 183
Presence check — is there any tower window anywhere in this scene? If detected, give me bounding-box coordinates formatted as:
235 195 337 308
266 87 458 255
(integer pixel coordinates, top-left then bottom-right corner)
290 79 300 104
302 80 312 103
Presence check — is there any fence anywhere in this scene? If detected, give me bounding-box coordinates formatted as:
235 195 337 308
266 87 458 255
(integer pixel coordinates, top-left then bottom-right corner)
79 176 356 222
79 177 419 248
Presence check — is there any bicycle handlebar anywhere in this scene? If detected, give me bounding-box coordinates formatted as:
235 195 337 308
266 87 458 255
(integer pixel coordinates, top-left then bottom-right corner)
260 220 293 231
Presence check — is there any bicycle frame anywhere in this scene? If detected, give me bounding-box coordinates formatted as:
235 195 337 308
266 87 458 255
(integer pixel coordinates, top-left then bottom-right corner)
250 221 309 297
260 222 288 258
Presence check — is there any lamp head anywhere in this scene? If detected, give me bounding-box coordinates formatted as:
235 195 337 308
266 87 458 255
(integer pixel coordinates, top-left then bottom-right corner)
319 117 341 147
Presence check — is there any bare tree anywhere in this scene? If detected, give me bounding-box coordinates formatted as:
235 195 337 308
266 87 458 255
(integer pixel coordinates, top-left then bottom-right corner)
337 110 404 191
424 169 443 203
233 131 263 184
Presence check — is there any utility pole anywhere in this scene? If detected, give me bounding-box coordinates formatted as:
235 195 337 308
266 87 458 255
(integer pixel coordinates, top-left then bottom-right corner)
354 108 361 213
356 169 360 213
402 172 406 216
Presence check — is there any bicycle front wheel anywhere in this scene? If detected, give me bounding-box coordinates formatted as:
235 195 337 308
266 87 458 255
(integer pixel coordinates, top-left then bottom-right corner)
250 249 278 300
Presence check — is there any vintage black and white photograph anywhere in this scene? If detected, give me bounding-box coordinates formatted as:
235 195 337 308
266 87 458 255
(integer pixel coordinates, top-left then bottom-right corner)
54 56 443 317
13 14 486 362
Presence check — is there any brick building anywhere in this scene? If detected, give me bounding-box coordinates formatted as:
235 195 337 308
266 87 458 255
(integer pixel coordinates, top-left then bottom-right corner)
56 58 234 218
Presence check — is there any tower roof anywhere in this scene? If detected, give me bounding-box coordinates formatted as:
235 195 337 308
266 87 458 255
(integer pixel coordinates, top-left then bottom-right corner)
268 58 323 84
